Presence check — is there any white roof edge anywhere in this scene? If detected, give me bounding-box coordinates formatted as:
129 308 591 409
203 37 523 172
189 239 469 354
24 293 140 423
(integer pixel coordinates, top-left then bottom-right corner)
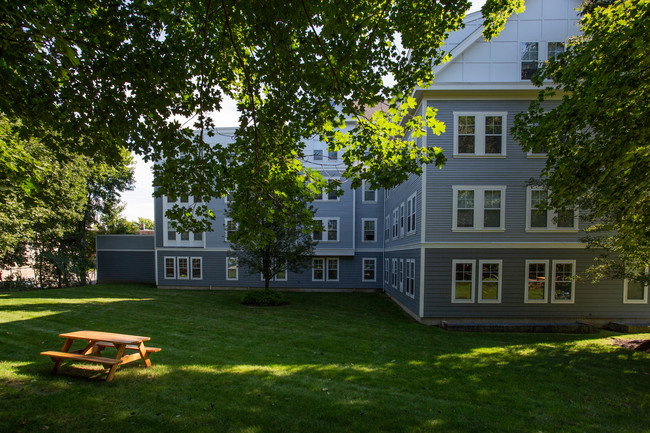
432 23 486 79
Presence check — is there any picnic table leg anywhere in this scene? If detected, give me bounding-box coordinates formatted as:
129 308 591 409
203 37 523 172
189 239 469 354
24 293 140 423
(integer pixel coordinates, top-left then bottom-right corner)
105 344 126 382
52 338 74 373
137 342 152 368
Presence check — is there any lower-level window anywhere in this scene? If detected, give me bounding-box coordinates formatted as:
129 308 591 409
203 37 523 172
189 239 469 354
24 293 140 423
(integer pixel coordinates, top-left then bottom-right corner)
552 260 576 303
405 259 416 298
327 258 339 281
624 277 648 304
260 261 287 281
313 257 339 281
312 258 324 281
384 258 389 284
226 257 238 281
391 259 398 288
478 260 502 303
191 257 202 280
164 257 176 279
362 258 376 282
178 257 189 279
452 260 475 303
525 260 548 303
399 259 404 292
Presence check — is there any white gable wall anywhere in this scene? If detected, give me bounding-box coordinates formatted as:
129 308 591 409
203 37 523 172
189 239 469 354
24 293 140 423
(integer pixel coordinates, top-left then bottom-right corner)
434 0 581 85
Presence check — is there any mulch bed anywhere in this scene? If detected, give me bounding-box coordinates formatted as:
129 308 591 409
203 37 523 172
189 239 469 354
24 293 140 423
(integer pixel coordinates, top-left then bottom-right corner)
610 338 650 353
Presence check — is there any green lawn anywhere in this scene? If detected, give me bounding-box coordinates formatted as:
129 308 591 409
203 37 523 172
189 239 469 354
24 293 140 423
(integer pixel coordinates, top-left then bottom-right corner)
1 285 648 433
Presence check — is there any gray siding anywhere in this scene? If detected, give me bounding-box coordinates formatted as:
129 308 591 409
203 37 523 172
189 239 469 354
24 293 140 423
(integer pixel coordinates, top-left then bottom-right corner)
157 251 383 290
97 251 155 283
423 248 649 320
423 100 584 243
96 234 154 250
383 248 420 315
355 183 385 249
384 172 422 249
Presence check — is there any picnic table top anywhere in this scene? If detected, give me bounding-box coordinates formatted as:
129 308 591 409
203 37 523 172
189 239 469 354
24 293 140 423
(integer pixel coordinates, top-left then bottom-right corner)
59 330 150 344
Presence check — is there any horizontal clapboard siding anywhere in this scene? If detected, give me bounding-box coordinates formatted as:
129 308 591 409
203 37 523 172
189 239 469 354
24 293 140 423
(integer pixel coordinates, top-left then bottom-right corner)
423 248 649 319
383 248 420 316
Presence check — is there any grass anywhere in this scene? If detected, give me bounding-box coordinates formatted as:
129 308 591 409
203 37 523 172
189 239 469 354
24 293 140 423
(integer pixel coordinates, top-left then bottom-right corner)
1 284 649 433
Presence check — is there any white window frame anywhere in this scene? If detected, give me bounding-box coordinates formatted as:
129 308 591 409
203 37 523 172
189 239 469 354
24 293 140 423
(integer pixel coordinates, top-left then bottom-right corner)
406 193 416 235
190 257 202 280
405 259 416 298
391 258 397 289
521 41 540 80
312 258 325 282
313 217 340 242
526 187 578 232
362 258 376 282
452 260 475 303
399 259 404 292
361 218 377 243
524 260 549 303
362 181 377 203
392 208 399 240
326 258 339 282
226 257 238 281
478 260 502 303
162 196 205 247
452 186 506 231
164 256 176 280
384 258 389 284
177 256 189 280
623 270 649 304
399 203 405 237
224 218 238 242
551 260 576 304
260 260 287 282
453 112 508 157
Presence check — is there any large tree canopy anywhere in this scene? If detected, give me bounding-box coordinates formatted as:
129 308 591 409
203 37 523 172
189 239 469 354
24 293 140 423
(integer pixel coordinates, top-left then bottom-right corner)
512 0 650 282
1 0 523 238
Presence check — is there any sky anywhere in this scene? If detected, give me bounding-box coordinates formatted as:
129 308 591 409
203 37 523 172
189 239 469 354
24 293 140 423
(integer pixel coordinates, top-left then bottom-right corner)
120 0 487 222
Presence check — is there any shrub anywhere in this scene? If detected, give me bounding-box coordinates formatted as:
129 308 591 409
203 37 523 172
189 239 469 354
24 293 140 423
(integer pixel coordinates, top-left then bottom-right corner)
241 288 288 306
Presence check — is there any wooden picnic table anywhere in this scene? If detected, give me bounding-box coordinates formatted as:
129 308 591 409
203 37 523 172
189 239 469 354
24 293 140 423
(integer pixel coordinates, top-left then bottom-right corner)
40 330 161 382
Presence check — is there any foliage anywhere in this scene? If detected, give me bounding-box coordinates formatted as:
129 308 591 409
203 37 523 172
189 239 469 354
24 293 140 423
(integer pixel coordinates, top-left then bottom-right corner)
0 0 524 240
227 170 316 288
512 0 650 283
138 217 155 230
98 202 140 235
241 288 288 306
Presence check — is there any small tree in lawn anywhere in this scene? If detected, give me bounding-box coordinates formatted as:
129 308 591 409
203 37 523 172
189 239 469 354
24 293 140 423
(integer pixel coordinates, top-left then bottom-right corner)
226 168 319 301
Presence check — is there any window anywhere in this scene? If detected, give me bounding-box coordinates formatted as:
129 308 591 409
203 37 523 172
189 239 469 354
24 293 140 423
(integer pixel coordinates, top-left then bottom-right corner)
362 219 376 243
164 257 176 279
224 191 235 204
191 257 202 280
167 221 176 241
180 196 189 204
313 149 323 161
362 181 377 203
315 179 340 201
521 42 539 79
552 260 576 303
525 260 549 303
399 259 404 292
385 216 390 242
624 279 648 304
478 260 502 303
407 193 416 234
327 258 339 281
312 218 339 242
452 260 475 303
400 203 405 237
180 231 190 241
224 218 238 241
193 232 203 241
391 259 397 288
526 188 577 231
548 42 564 60
362 258 376 282
226 257 238 280
405 260 416 298
178 257 189 279
384 258 389 283
453 186 506 231
453 113 507 156
312 258 324 281
392 208 399 239
260 261 287 282
328 150 338 161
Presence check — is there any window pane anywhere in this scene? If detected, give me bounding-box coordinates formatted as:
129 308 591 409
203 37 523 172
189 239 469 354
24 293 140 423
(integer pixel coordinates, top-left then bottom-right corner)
327 259 338 280
313 149 323 161
313 259 324 280
458 190 474 208
364 188 376 202
554 263 574 300
527 263 546 300
458 210 474 228
485 135 501 154
458 135 475 153
485 116 502 135
531 190 548 228
548 42 564 59
454 263 473 300
165 258 175 278
363 260 375 281
192 258 202 279
557 209 575 228
328 150 338 160
178 258 188 278
627 280 645 300
227 257 238 280
458 116 476 153
194 232 203 241
521 42 539 61
180 232 189 241
180 196 189 203
364 220 375 241
481 263 499 300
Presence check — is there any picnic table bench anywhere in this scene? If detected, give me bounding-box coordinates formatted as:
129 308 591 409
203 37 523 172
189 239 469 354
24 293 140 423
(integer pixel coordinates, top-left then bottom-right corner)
41 330 161 382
